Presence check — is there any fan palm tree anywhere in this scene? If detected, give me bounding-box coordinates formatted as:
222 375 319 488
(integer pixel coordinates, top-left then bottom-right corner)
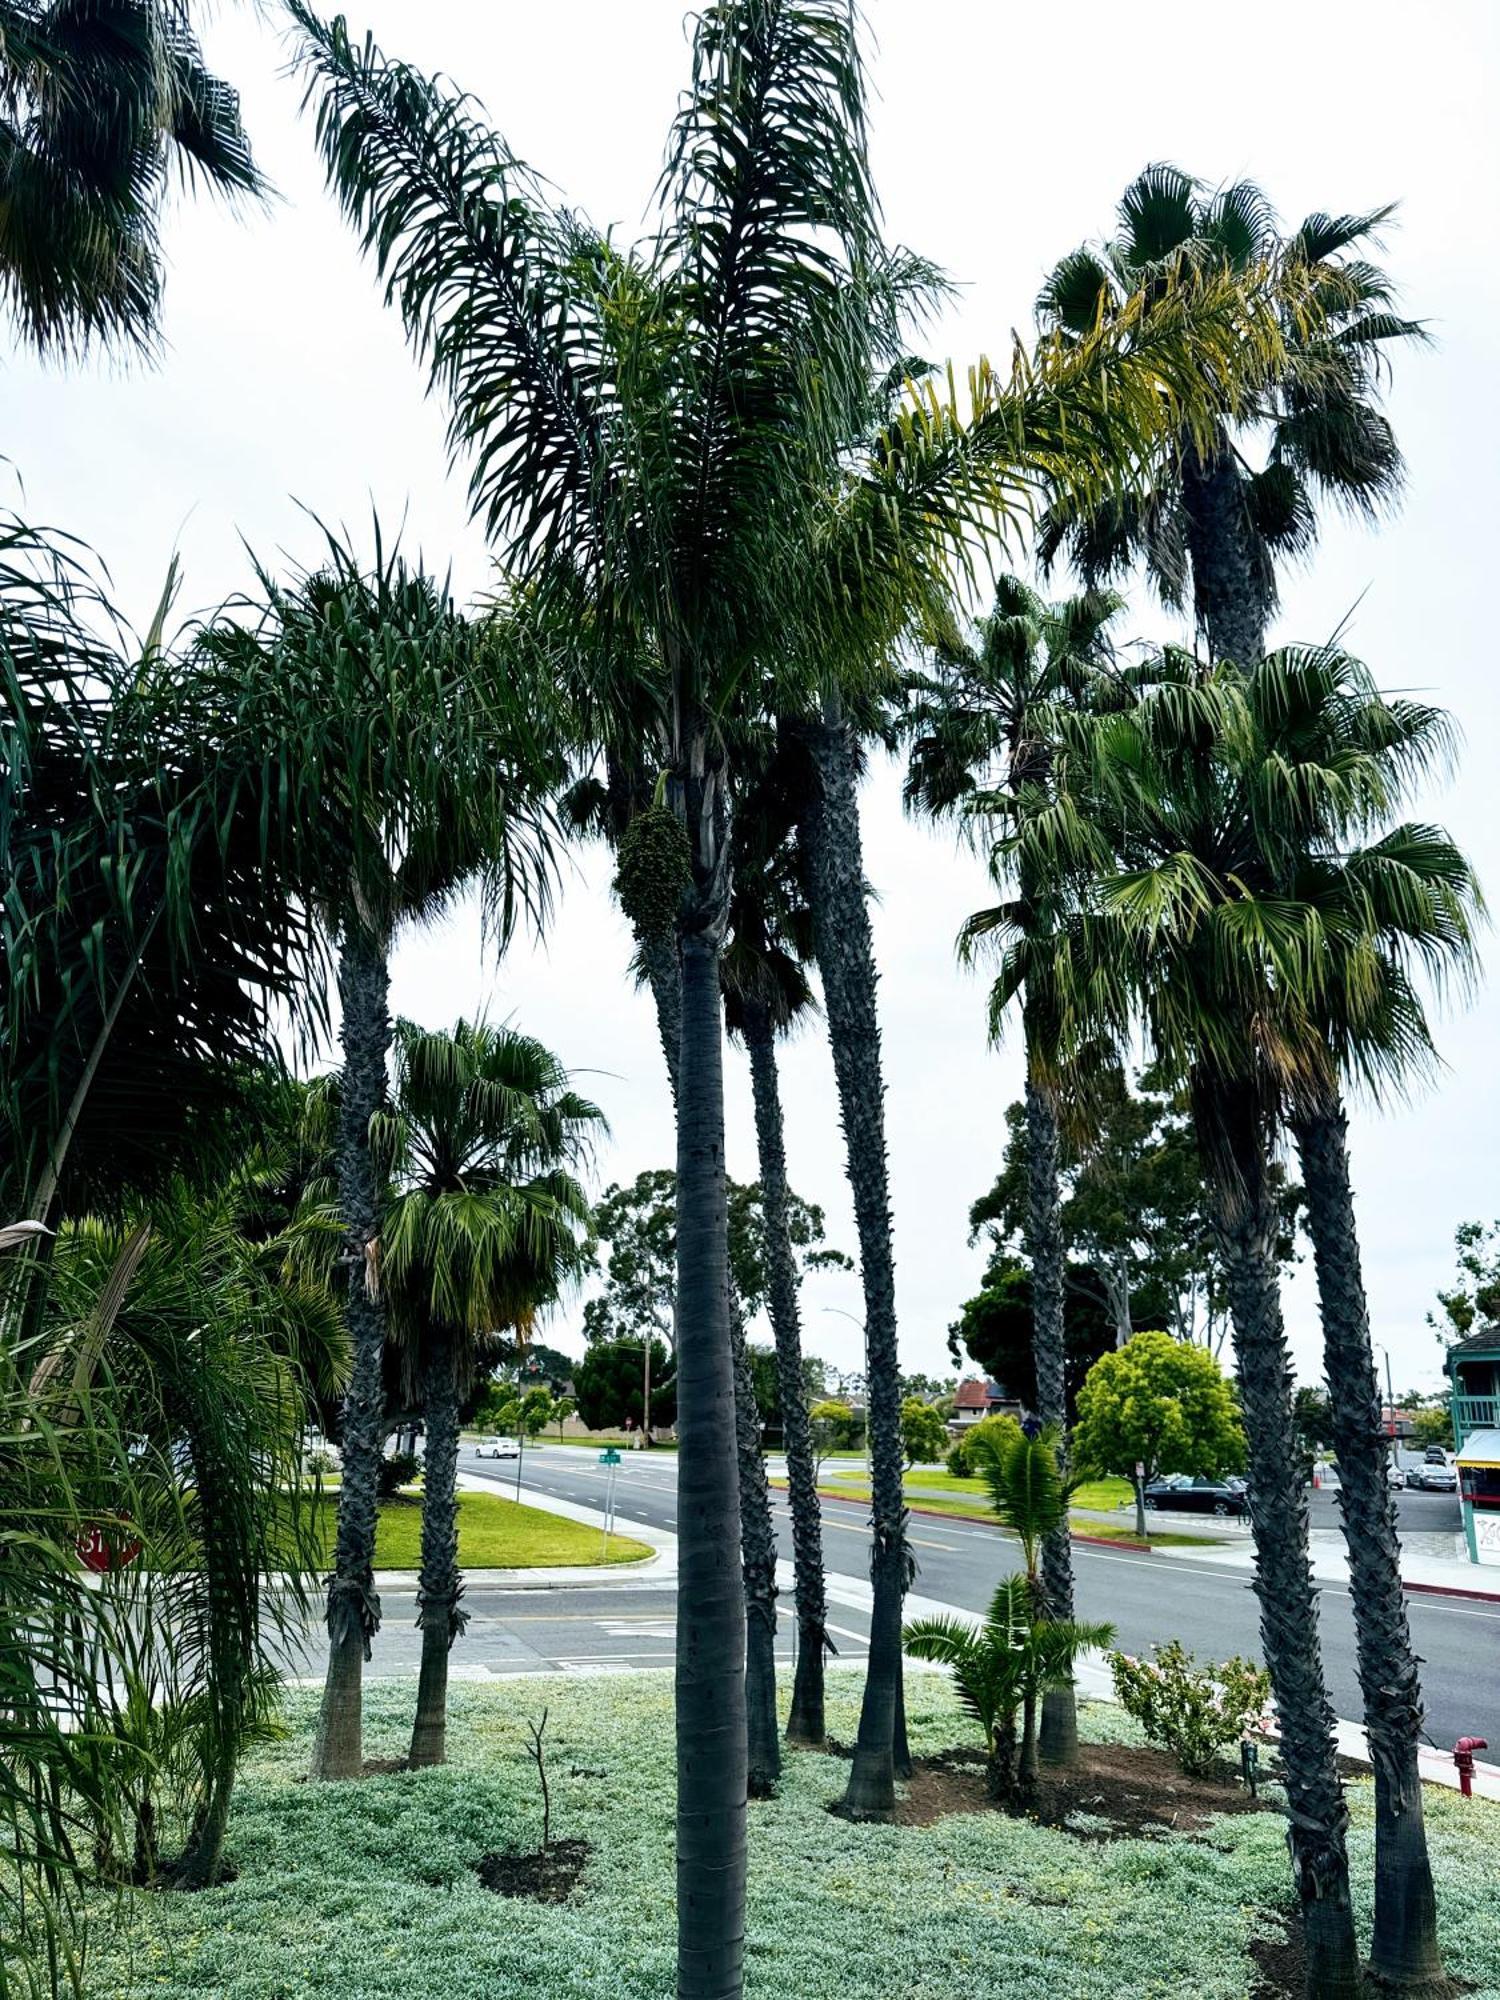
0 0 264 355
374 1019 602 1769
1002 650 1475 1999
722 754 831 1752
1036 164 1423 670
905 575 1123 1767
192 532 556 1784
291 1 1314 1969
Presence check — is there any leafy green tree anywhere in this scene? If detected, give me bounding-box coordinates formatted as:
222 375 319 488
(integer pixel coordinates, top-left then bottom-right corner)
946 1247 1118 1418
377 1019 600 1769
1293 1387 1334 1474
899 1398 948 1467
1074 1332 1245 1538
1429 1221 1500 1346
1409 1407 1454 1452
574 1338 675 1434
0 0 263 356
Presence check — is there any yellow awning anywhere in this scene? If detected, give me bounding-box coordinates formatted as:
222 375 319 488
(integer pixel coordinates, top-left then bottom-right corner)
1457 1429 1500 1469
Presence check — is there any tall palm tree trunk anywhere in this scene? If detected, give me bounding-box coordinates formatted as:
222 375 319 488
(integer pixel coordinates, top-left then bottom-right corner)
1180 429 1268 671
730 1299 780 1796
170 1421 248 1889
1295 1101 1448 1995
799 702 909 1818
674 926 746 2000
744 1007 829 1746
1024 1075 1078 1767
1209 1087 1362 2000
409 1329 465 1771
311 921 391 1782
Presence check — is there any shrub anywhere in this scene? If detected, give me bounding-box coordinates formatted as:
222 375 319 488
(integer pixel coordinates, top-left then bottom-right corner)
1108 1641 1271 1777
946 1413 1022 1479
378 1452 420 1498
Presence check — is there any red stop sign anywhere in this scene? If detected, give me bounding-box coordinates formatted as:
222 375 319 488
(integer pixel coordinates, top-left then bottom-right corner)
76 1524 142 1574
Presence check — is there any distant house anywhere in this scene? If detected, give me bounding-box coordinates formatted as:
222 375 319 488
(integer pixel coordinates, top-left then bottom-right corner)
1379 1405 1419 1440
951 1377 1022 1430
1447 1327 1500 1567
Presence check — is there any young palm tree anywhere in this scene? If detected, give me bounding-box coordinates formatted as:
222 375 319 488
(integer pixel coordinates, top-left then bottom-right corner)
194 534 555 1785
376 1019 601 1769
903 1578 1112 1803
1037 164 1423 669
1006 652 1475 1999
292 0 1312 1967
905 575 1124 1767
0 0 264 355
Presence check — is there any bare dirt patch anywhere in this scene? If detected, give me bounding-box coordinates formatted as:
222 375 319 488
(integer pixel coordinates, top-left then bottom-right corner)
891 1740 1266 1838
474 1838 590 1904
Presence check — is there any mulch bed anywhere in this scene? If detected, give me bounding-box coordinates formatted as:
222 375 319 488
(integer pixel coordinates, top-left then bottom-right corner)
1248 1917 1305 2000
474 1839 591 1904
891 1739 1270 1838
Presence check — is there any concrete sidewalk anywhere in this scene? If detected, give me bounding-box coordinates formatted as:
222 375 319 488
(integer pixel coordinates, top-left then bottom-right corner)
1151 1530 1500 1603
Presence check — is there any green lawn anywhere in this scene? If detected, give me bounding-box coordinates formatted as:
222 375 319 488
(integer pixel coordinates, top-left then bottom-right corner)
813 1464 1136 1513
308 1490 651 1569
82 1668 1500 2000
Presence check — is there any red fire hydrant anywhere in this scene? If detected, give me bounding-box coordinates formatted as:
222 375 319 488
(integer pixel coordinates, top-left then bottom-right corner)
1454 1737 1489 1798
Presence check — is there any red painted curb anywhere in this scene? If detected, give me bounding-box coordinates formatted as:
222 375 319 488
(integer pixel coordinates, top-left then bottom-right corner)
1401 1578 1500 1605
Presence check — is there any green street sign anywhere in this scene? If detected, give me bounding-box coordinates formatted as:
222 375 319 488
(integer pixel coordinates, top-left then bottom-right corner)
599 1448 623 1466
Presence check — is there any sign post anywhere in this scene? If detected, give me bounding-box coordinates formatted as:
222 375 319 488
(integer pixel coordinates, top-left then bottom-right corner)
599 1447 622 1558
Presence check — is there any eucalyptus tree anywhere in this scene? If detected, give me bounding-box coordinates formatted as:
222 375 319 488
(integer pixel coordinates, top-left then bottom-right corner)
1006 648 1476 1999
905 574 1122 1766
1036 164 1423 670
193 533 554 1784
374 1019 601 1768
0 0 263 355
292 0 1312 1968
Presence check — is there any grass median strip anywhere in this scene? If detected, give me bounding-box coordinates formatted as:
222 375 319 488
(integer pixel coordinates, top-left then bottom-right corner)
769 1480 1223 1549
294 1490 652 1570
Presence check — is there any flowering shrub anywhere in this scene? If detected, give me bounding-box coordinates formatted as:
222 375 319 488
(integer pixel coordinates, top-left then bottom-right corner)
1108 1641 1272 1777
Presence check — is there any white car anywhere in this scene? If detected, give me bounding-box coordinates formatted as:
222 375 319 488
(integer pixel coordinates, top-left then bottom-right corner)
475 1435 521 1460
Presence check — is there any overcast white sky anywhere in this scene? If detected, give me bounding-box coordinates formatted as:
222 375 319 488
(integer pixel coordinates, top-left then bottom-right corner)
10 1 1498 1394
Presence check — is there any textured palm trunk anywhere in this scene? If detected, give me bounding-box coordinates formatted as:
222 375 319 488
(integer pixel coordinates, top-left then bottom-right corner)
730 1299 780 1797
1179 428 1268 670
1024 1079 1079 1767
410 1330 464 1771
170 1423 246 1889
310 922 391 1782
1295 1102 1448 1995
675 927 746 2000
1209 1085 1362 2000
744 1009 829 1746
987 1717 1019 1803
641 932 685 1096
799 705 908 1818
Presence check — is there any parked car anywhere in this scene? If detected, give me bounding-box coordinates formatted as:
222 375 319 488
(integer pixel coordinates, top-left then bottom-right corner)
1423 1444 1452 1464
1405 1459 1458 1492
1143 1474 1250 1517
475 1435 521 1460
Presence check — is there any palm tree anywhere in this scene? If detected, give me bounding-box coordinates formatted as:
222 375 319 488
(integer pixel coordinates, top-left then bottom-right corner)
375 1019 602 1769
905 575 1123 1767
722 759 831 1752
194 533 555 1784
1007 652 1476 1999
904 1578 1112 1803
0 0 264 355
1037 164 1423 670
291 4 1313 1969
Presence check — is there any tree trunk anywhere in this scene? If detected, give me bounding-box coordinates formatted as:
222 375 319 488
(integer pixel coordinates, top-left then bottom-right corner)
1024 1079 1079 1768
730 1298 780 1797
987 1719 1018 1804
1209 1083 1362 2000
799 703 908 1820
744 1009 829 1747
410 1329 465 1771
1134 1472 1149 1543
641 932 684 1101
1295 1101 1449 1996
1019 1689 1039 1795
310 921 391 1782
1179 428 1269 669
675 928 746 2000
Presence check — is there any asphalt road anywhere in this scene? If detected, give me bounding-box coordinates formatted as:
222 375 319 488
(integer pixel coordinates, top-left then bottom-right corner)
462 1444 1498 1753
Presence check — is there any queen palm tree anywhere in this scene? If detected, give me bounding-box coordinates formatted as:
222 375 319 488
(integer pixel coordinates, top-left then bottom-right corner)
1004 649 1476 1999
1036 164 1424 670
905 576 1123 1767
0 0 264 355
193 532 555 1784
375 1019 601 1769
291 2 1310 1969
